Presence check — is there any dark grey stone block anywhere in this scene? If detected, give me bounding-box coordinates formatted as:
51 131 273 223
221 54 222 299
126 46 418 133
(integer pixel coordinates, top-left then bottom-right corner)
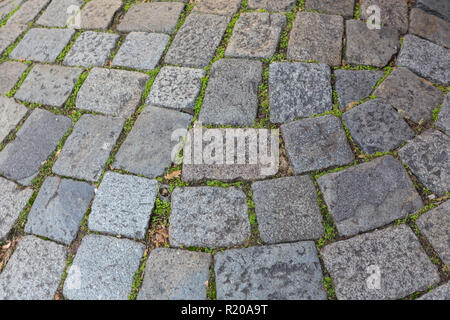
247 0 296 12
419 283 450 300
409 8 450 49
360 0 409 33
77 0 122 30
436 93 450 134
193 0 241 16
305 0 355 18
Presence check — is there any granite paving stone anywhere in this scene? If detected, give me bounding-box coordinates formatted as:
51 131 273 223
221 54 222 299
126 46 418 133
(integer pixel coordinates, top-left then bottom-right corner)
169 187 250 248
342 99 416 154
305 0 355 18
317 156 424 236
0 23 27 55
25 177 95 245
225 12 286 60
322 225 440 300
0 109 72 185
193 0 241 16
36 0 83 27
0 236 66 300
114 106 192 178
198 59 262 126
77 0 122 30
76 67 149 118
252 176 324 244
52 114 124 182
63 235 145 300
88 172 158 240
436 93 450 134
247 0 296 12
281 115 354 174
0 96 28 142
7 0 50 25
164 13 229 68
360 0 409 34
15 64 82 107
374 67 443 123
418 283 450 300
409 8 450 49
0 0 24 21
0 177 33 241
398 129 449 196
0 61 27 95
215 242 327 300
416 0 450 22
138 249 212 300
269 62 333 123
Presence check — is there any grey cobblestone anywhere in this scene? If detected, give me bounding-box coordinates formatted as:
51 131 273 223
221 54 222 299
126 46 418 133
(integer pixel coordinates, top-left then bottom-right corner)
0 96 28 142
0 61 28 95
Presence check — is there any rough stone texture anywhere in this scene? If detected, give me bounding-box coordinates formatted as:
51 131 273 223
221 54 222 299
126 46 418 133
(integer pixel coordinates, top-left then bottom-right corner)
317 156 424 237
7 0 49 25
10 28 75 63
215 242 326 300
25 177 95 245
322 225 440 300
146 66 206 111
398 34 450 86
64 31 119 67
345 20 399 67
0 109 72 185
0 96 28 142
169 187 250 248
76 68 149 118
334 69 384 108
0 177 33 241
419 283 450 300
138 249 212 300
0 23 27 55
112 32 169 71
0 236 66 300
0 61 27 95
416 0 450 22
0 0 24 20
247 0 296 12
252 176 324 244
342 99 416 154
117 2 184 34
88 172 158 240
52 114 124 182
36 0 83 27
225 12 286 60
398 129 449 196
409 8 450 49
193 0 241 16
114 106 192 178
436 93 450 135
15 64 82 107
287 12 343 66
305 0 355 18
199 59 262 126
416 201 450 266
374 67 443 124
78 0 122 30
63 235 145 300
164 13 230 68
269 62 332 123
281 115 354 174
360 0 409 34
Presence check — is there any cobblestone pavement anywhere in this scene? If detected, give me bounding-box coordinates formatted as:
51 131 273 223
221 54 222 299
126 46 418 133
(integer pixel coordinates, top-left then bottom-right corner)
0 0 449 300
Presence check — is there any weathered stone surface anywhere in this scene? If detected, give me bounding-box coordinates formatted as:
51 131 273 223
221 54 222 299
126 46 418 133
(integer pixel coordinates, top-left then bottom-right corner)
269 62 332 123
409 8 450 49
146 66 205 111
199 59 262 126
193 0 241 16
7 0 49 25
305 0 354 18
287 12 343 66
77 0 122 30
169 187 250 248
247 0 296 12
416 201 450 266
342 99 415 154
360 0 409 33
88 172 158 240
334 69 384 107
0 96 28 142
398 129 449 196
36 0 83 27
138 249 212 300
114 106 192 178
0 236 66 300
215 242 326 300
252 176 324 244
10 28 75 62
63 235 145 300
117 2 184 34
25 177 94 245
52 114 124 182
419 283 450 300
0 109 72 185
398 35 450 86
64 31 119 67
0 0 24 20
165 13 229 68
322 225 440 300
436 93 450 134
0 177 33 241
416 0 450 22
225 12 286 60
374 67 443 124
0 23 27 55
76 68 149 118
0 61 27 95
281 115 354 174
112 32 169 71
15 64 82 107
317 156 424 236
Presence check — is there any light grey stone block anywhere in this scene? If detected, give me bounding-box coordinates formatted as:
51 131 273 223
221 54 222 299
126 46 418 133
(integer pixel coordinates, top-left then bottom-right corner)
0 23 27 55
36 0 83 27
7 0 50 25
193 0 241 16
77 0 122 30
247 0 296 12
305 0 355 18
419 283 450 300
0 61 27 95
0 96 28 142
